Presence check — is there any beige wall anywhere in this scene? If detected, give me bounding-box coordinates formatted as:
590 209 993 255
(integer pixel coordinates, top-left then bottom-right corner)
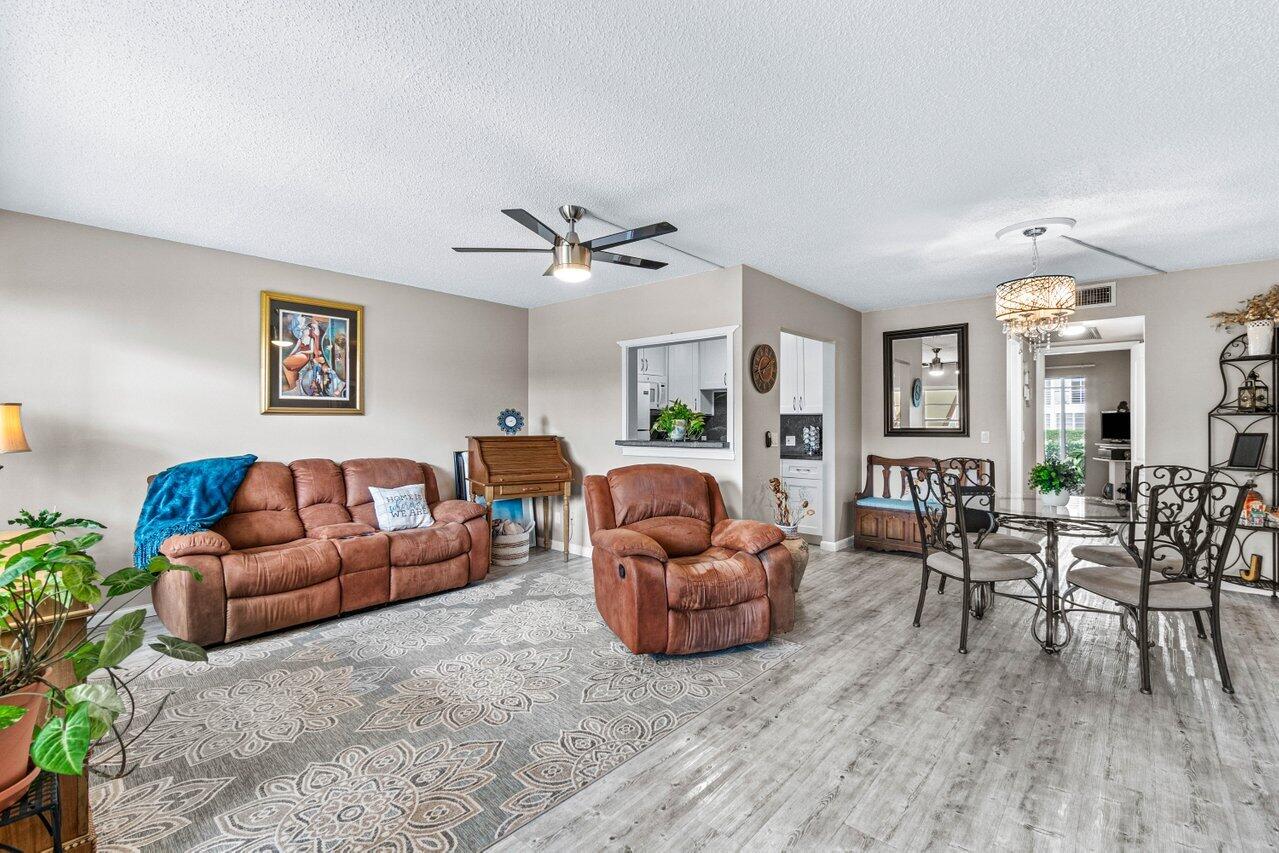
527 266 745 550
860 296 1013 491
527 263 864 549
741 267 862 540
861 257 1279 494
0 211 529 572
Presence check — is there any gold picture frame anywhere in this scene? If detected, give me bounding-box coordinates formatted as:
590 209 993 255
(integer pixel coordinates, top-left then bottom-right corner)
260 291 364 414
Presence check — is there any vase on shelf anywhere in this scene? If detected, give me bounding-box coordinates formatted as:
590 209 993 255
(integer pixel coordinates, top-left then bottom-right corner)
1246 319 1274 356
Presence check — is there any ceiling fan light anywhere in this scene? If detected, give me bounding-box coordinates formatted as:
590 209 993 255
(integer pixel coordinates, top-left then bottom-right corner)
552 241 592 283
552 263 591 283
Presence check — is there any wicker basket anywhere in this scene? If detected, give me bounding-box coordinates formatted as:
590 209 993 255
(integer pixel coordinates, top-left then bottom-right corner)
491 522 533 566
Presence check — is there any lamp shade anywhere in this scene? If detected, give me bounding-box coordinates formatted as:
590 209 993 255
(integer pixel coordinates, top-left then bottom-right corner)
0 403 31 454
994 274 1077 322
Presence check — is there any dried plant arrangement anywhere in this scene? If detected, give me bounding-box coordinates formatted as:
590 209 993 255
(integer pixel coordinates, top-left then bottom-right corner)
768 477 815 527
1208 283 1279 328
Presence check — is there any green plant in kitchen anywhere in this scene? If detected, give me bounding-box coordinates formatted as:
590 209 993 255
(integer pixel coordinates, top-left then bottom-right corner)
651 399 706 440
1027 456 1083 495
0 509 207 792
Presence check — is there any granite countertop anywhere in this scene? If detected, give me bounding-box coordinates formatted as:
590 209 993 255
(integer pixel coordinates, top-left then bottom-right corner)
615 439 731 449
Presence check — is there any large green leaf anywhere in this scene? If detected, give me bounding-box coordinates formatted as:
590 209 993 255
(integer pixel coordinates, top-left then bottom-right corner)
31 704 91 775
0 704 26 732
98 609 147 668
149 635 207 662
66 684 125 741
0 553 41 587
68 641 102 682
102 567 156 596
0 529 52 550
60 559 103 605
62 532 104 553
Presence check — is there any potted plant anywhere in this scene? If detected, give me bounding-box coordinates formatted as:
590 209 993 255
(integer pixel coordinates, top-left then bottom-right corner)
651 399 706 442
0 510 207 808
1027 458 1082 507
1209 283 1279 356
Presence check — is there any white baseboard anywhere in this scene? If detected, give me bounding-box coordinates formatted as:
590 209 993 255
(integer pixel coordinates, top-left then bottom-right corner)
546 539 593 559
820 535 854 552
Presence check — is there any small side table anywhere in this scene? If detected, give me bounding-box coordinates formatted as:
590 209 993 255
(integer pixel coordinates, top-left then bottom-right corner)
0 772 61 853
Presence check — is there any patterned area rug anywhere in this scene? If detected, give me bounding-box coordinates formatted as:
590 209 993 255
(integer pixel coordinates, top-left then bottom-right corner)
92 558 798 851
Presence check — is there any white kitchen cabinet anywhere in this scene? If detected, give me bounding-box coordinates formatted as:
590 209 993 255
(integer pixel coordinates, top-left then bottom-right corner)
697 338 727 390
800 337 823 413
637 346 667 383
780 332 799 414
666 342 699 409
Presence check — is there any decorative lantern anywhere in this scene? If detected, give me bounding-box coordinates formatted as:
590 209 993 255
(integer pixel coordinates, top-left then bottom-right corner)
1239 370 1270 412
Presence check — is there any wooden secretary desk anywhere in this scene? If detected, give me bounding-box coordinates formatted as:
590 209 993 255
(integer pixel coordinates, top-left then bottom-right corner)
467 435 573 561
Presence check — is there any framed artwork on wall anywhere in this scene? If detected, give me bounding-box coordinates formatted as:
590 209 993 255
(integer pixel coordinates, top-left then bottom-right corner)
261 291 364 414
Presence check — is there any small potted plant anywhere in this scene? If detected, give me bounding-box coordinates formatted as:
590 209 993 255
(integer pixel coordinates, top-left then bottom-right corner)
0 510 207 808
651 399 705 442
1209 283 1279 356
1027 457 1082 507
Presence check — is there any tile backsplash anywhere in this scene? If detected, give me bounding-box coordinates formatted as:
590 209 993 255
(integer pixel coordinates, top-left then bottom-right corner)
781 413 822 456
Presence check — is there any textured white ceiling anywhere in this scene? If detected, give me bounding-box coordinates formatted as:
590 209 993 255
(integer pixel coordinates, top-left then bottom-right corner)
3 1 1278 310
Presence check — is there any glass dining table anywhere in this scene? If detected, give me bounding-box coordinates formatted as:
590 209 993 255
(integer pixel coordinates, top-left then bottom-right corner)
989 496 1135 653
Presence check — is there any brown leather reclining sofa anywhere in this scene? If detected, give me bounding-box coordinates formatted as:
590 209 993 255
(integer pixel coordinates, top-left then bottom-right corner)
584 464 795 655
152 457 490 646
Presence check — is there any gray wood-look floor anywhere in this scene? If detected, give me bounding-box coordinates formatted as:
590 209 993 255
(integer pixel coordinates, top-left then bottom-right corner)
496 545 1279 852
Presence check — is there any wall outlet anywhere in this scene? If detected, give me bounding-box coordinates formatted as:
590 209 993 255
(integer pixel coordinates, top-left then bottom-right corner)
784 435 797 446
980 430 990 444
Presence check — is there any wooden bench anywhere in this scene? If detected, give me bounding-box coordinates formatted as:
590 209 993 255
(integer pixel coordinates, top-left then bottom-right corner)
854 455 937 554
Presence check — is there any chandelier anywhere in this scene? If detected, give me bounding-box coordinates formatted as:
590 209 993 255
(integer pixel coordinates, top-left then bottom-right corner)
994 223 1076 352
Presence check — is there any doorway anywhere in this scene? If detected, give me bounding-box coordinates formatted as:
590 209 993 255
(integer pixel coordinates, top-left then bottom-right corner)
1010 315 1145 499
778 330 835 544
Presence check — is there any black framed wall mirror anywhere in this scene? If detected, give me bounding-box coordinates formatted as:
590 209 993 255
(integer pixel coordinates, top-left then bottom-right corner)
883 323 969 437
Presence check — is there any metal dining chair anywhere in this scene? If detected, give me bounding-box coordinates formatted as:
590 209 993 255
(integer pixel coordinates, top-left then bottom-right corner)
906 466 1042 654
939 457 1044 563
1067 464 1208 573
1064 477 1249 694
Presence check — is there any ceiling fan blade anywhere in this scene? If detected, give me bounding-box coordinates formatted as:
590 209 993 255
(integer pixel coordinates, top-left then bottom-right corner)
592 250 668 270
452 247 552 253
583 221 677 251
501 209 561 245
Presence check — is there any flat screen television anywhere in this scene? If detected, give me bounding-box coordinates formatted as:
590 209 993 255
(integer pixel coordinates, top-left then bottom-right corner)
1101 410 1130 442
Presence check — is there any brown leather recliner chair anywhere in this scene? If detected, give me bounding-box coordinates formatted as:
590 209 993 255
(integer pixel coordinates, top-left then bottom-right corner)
152 457 489 646
584 464 795 655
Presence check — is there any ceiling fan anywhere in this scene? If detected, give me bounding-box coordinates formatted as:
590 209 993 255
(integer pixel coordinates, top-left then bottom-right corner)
921 345 957 377
453 205 676 283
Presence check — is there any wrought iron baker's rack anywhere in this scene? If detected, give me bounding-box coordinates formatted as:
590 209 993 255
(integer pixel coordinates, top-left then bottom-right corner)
1210 332 1279 596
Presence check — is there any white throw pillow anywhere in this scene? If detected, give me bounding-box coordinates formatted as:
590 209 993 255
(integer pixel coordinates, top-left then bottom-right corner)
368 483 434 531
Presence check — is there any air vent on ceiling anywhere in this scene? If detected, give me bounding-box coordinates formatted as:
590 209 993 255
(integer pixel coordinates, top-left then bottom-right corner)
1076 281 1116 309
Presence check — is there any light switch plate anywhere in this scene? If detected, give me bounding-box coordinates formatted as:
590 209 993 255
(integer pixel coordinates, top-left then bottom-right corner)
784 435 797 446
980 430 990 444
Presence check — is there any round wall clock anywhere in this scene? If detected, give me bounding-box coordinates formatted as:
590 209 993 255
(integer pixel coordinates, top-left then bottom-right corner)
750 344 778 393
911 378 923 407
497 408 525 435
